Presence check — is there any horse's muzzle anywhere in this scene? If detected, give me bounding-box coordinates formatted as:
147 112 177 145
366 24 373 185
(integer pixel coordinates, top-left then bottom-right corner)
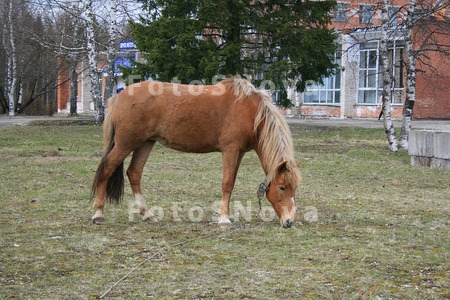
282 219 293 229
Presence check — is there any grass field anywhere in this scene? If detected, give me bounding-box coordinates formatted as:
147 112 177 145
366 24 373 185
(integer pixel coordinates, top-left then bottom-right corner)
0 119 448 299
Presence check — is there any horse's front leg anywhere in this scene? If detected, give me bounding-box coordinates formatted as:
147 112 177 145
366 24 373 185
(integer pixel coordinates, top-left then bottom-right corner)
218 192 232 227
128 193 157 222
219 151 244 228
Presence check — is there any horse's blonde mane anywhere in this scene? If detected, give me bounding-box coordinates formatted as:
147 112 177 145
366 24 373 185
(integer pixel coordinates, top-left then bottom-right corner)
222 76 301 187
221 76 259 101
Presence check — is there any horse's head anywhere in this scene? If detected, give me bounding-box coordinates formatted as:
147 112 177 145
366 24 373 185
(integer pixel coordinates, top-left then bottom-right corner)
260 161 301 228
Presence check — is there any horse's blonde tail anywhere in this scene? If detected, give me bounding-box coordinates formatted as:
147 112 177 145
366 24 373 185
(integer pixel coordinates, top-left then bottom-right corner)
91 96 125 204
102 96 116 154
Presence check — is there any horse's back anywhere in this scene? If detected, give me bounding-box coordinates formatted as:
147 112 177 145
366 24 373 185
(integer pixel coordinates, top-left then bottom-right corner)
112 81 259 153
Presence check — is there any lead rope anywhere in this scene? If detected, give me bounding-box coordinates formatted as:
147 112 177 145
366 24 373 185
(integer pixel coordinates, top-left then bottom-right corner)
256 174 271 211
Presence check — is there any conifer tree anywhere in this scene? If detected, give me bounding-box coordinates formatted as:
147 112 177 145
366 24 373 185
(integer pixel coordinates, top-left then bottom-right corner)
130 0 337 108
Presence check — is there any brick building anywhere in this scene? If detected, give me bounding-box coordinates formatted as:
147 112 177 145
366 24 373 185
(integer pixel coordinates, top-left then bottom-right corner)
295 0 449 119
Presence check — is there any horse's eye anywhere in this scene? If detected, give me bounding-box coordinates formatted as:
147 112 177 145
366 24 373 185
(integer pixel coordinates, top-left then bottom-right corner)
278 186 286 191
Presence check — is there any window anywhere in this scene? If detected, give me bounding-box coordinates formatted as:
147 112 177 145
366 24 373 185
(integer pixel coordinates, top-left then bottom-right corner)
360 5 374 24
357 42 404 104
358 44 380 104
304 51 342 105
334 3 348 22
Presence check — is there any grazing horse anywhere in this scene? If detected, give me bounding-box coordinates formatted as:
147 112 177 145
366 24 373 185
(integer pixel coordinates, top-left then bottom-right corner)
91 76 301 228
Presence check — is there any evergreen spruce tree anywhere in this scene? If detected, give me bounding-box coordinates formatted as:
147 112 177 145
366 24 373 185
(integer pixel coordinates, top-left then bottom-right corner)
130 0 337 108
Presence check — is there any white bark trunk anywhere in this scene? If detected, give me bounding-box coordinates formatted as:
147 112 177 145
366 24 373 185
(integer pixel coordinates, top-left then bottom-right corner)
104 0 118 101
380 0 398 152
5 0 17 117
17 80 23 108
83 0 104 123
399 0 417 150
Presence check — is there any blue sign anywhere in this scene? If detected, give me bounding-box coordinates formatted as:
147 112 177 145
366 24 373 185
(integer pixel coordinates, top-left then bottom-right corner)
114 55 135 73
119 40 137 50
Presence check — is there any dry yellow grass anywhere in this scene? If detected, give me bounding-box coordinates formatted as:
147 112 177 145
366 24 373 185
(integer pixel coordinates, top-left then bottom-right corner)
0 121 448 299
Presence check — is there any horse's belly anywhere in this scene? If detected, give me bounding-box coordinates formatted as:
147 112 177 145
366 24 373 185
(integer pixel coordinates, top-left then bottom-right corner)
156 124 220 153
156 135 218 153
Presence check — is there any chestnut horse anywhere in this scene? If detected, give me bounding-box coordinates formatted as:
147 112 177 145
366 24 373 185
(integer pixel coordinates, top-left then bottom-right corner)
91 76 301 228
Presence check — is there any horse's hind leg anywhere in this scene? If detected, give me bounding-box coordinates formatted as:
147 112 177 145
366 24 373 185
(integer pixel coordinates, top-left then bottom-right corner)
127 140 157 222
92 147 131 224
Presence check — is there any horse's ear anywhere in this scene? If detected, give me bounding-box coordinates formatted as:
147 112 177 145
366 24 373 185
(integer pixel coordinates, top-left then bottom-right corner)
276 160 288 175
296 160 302 168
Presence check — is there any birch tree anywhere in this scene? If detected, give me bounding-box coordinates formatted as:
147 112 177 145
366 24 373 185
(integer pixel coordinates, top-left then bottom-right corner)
83 0 103 123
104 0 118 101
79 0 128 121
3 0 18 116
399 0 417 149
380 0 398 151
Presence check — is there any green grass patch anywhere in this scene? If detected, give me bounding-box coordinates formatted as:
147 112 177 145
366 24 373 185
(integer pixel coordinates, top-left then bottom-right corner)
0 120 448 299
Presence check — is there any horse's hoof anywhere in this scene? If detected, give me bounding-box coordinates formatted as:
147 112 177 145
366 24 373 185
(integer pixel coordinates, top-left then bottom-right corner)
93 217 106 224
218 220 233 229
143 216 158 223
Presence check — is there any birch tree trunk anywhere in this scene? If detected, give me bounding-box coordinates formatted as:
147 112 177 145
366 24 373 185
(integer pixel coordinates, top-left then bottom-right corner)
4 0 18 117
17 80 23 109
83 0 104 123
380 0 398 152
399 0 417 150
104 0 118 101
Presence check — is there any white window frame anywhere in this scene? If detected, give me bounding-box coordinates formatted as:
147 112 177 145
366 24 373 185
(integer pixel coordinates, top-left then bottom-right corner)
357 41 404 105
358 43 380 104
304 51 342 105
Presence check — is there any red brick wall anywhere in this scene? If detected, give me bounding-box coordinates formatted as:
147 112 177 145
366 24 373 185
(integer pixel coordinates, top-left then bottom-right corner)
300 106 341 118
413 21 450 119
57 59 70 111
352 105 403 119
415 69 450 119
